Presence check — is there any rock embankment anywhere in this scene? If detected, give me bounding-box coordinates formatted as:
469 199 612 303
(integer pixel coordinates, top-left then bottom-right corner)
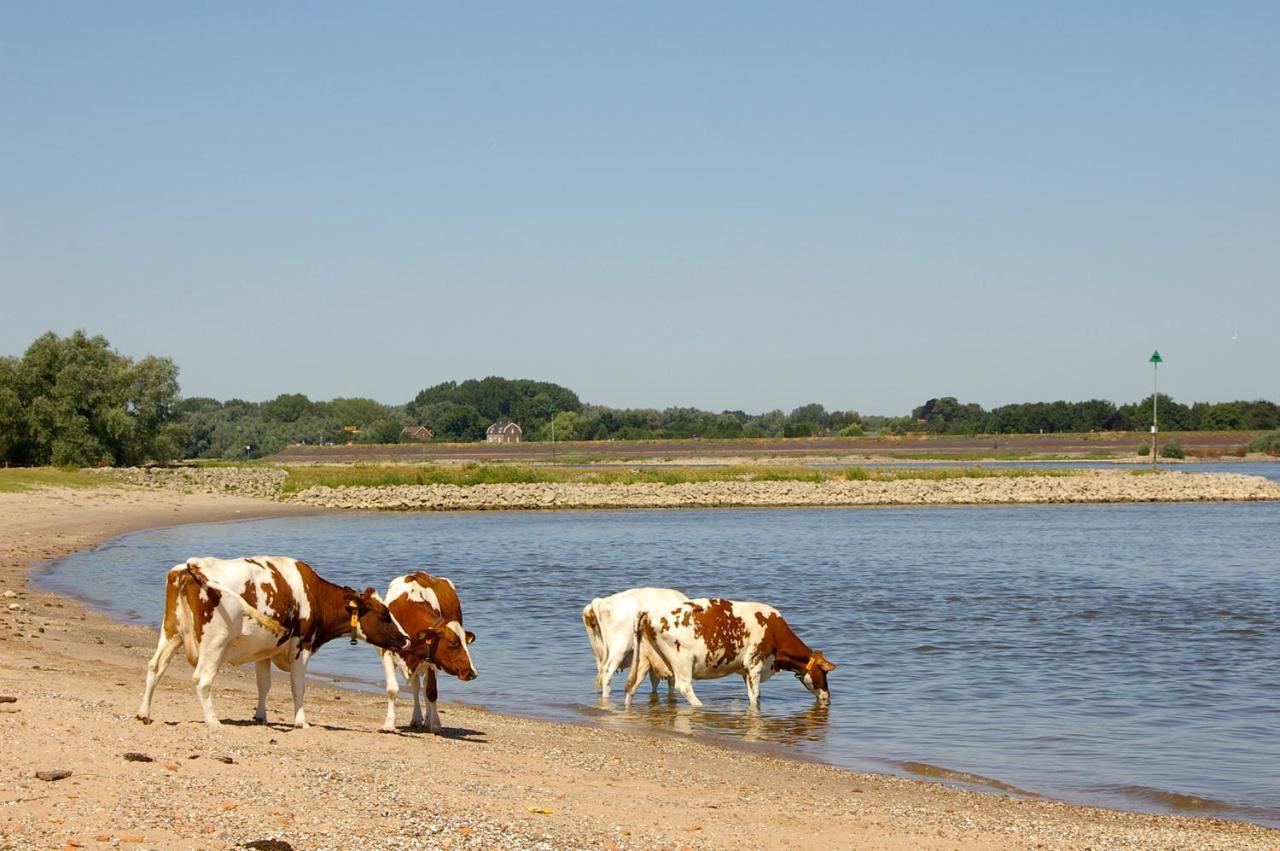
94 466 288 500
288 470 1280 511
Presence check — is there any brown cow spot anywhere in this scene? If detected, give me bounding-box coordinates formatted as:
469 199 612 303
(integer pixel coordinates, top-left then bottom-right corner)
240 579 258 609
262 563 299 645
161 573 182 639
692 599 747 667
182 580 221 644
582 608 598 631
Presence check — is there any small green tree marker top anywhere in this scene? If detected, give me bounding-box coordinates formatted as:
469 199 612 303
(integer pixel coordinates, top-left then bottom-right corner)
1149 350 1163 364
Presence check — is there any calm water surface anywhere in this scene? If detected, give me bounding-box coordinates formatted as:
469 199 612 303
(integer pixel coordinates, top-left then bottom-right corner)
40 503 1280 826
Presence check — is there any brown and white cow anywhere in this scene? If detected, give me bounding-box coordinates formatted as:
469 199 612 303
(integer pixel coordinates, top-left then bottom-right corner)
379 571 477 733
624 598 836 708
136 556 412 731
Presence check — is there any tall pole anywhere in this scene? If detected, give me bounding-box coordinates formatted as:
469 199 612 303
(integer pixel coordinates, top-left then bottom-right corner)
1148 350 1162 469
1151 362 1158 468
549 403 557 464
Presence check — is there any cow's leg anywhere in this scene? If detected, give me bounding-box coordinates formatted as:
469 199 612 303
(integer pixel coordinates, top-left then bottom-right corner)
672 656 702 707
674 678 703 707
136 632 182 723
623 647 650 707
380 652 400 733
425 667 442 734
289 650 312 729
409 671 425 730
253 660 271 723
599 644 630 699
742 669 761 707
192 637 232 731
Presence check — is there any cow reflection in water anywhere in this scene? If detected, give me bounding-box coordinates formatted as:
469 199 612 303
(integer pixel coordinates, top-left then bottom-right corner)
593 700 830 744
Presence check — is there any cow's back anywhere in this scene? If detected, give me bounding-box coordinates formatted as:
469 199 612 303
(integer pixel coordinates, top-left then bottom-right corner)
596 587 686 634
650 598 777 677
390 571 463 623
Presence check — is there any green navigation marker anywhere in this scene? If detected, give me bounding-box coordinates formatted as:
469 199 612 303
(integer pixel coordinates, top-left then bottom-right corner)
1149 350 1163 364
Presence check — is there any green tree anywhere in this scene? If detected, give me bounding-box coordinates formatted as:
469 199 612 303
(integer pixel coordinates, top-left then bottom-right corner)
535 410 583 441
329 397 392 430
417 401 485 442
3 331 184 466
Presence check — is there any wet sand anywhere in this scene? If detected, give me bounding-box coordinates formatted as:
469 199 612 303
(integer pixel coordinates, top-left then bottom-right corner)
1 484 1277 849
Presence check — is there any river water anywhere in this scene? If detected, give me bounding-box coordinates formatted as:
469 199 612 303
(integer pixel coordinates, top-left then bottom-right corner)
39 499 1280 827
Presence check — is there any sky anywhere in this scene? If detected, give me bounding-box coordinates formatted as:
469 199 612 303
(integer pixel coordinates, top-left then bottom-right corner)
2 3 1277 416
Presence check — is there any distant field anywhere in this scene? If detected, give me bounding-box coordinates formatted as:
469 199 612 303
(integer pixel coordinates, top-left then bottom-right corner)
266 431 1260 465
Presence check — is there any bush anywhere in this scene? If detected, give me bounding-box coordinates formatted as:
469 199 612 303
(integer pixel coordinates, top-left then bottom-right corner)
1246 430 1280 456
1160 441 1185 459
1137 443 1150 456
838 422 864 437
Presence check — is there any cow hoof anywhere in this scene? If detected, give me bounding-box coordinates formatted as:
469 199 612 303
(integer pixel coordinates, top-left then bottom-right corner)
380 725 397 734
135 715 152 725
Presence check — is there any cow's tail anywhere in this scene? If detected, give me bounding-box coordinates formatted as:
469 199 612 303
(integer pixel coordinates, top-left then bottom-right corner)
184 560 286 636
625 613 671 697
582 600 606 686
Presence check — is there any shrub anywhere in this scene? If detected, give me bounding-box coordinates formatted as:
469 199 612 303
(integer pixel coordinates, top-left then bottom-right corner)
838 422 864 437
1160 441 1185 459
1137 443 1150 456
1246 430 1280 456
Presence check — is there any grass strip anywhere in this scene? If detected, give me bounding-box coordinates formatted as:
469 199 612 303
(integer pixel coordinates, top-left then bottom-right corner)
281 463 1088 493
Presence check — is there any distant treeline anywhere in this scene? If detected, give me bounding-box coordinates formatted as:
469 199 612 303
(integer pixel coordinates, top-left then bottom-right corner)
2 331 1277 465
905 395 1280 435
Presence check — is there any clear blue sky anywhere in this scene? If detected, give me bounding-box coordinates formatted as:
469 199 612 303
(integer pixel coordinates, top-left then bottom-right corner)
2 3 1276 415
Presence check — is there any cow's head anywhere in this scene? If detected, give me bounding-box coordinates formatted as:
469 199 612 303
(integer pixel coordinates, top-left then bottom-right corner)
345 587 411 651
797 650 837 703
419 616 478 681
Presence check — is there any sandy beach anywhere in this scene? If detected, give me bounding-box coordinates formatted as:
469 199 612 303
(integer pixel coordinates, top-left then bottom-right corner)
2 483 1278 850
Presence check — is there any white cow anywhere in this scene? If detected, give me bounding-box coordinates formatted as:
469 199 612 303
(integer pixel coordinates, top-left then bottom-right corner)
582 587 687 698
136 556 411 731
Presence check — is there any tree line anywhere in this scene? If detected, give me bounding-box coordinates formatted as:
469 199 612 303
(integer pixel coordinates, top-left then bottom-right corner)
2 331 1276 465
903 395 1280 435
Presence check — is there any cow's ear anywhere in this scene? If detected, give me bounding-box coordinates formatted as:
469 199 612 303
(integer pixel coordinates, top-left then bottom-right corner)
415 629 432 642
817 653 837 672
464 630 476 645
343 589 367 614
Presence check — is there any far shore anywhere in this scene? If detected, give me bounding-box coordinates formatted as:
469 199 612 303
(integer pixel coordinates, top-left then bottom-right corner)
2 483 1279 849
96 463 1280 513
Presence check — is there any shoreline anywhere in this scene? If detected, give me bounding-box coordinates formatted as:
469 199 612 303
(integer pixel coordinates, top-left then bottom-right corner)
2 486 1278 849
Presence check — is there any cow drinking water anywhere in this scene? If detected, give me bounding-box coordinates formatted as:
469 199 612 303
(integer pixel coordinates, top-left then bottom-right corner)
624 598 836 708
136 556 411 731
